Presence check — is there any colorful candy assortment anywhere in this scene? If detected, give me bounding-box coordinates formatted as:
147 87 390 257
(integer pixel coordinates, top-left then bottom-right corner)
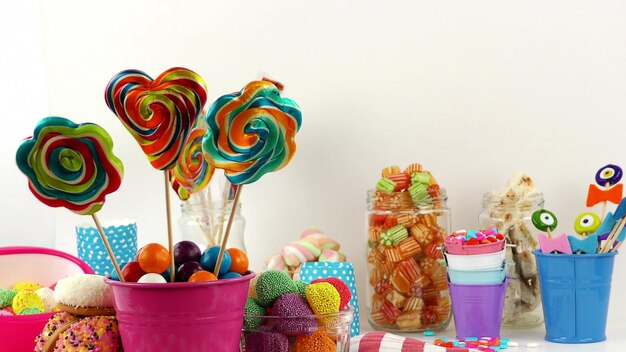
242 270 353 352
115 240 248 283
434 336 513 351
0 282 56 316
534 165 626 255
367 164 451 331
265 229 347 278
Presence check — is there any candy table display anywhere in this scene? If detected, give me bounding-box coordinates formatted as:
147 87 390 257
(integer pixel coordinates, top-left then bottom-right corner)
532 165 625 343
366 163 452 332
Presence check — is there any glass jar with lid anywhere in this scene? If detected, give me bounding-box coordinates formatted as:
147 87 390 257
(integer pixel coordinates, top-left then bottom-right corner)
479 183 544 328
366 187 451 332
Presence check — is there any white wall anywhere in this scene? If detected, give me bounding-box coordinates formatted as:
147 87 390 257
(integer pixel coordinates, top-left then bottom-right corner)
7 0 626 320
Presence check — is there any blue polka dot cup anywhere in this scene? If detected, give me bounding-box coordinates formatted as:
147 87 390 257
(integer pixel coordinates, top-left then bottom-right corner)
300 261 360 337
75 219 138 276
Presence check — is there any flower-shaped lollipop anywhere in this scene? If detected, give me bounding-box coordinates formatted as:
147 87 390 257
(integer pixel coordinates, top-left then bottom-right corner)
16 117 125 279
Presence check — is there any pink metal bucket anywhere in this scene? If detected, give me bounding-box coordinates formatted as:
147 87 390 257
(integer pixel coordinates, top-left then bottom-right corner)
106 272 255 352
0 246 95 352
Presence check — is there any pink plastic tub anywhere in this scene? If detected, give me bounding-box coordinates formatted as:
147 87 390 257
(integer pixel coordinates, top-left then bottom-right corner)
0 246 94 352
444 237 505 255
106 272 255 352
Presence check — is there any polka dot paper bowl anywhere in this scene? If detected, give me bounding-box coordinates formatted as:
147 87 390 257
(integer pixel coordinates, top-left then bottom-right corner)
241 307 354 352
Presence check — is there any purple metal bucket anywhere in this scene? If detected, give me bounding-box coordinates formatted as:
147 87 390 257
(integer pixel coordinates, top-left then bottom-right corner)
449 280 507 339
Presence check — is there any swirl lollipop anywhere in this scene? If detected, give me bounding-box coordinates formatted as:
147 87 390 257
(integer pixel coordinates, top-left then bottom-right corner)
203 80 302 275
202 80 302 185
169 122 214 200
105 67 208 281
105 67 208 170
16 116 125 279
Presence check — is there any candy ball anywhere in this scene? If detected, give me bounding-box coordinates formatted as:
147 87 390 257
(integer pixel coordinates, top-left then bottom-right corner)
227 248 249 274
272 293 317 336
220 272 242 280
12 291 44 314
293 280 309 297
200 246 232 276
305 282 340 316
137 243 171 274
244 331 289 352
311 278 351 310
190 270 217 282
176 261 203 282
122 261 146 282
138 273 167 283
294 331 336 352
12 282 42 291
244 298 266 330
173 240 202 266
0 289 17 308
256 270 297 307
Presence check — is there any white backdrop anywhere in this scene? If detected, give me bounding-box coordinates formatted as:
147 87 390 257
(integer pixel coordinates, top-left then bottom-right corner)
4 0 626 326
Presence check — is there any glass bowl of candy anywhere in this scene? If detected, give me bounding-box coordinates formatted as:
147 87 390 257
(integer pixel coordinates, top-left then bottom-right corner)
242 270 355 351
241 308 354 352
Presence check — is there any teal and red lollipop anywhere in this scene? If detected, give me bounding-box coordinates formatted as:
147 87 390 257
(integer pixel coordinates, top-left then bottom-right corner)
16 116 126 279
202 80 302 274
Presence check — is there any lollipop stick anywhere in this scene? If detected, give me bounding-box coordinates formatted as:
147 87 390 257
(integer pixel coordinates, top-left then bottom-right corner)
601 183 611 221
213 184 242 276
603 218 626 253
91 214 125 282
163 172 176 282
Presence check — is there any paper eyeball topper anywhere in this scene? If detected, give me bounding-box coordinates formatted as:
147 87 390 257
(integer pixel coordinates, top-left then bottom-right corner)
532 209 558 232
596 164 623 186
587 164 623 207
574 212 600 235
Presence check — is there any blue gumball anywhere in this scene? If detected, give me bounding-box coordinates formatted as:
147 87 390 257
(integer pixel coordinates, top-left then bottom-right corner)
219 272 242 280
200 246 232 276
161 264 180 282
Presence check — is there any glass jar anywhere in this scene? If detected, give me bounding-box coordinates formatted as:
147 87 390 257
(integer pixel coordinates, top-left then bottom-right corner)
177 196 246 252
479 191 544 328
366 189 452 332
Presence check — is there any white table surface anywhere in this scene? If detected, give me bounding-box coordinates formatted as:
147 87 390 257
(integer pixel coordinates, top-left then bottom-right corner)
361 319 626 351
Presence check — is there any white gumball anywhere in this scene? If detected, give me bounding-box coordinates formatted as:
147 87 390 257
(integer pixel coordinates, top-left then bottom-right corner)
138 273 167 283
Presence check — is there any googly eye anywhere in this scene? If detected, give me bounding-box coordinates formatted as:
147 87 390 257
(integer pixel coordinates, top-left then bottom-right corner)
595 164 623 186
532 209 558 232
574 212 600 235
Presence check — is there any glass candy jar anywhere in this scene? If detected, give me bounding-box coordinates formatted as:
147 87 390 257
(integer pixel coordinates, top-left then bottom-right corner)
177 196 246 252
479 191 544 328
366 189 452 332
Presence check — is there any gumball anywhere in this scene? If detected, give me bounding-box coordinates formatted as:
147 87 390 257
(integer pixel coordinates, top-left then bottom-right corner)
176 261 203 282
574 212 601 235
173 240 202 266
138 273 167 283
200 246 231 275
189 271 218 282
227 248 249 274
531 209 558 232
161 264 180 283
219 272 242 280
137 243 171 274
122 261 146 282
596 164 623 186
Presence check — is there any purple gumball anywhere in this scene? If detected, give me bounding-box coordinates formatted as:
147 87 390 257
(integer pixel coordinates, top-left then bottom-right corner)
176 261 203 282
173 240 202 266
272 293 317 336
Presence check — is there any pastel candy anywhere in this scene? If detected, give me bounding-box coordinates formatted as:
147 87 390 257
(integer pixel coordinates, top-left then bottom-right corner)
300 230 340 251
538 233 572 254
568 234 599 254
105 67 207 171
319 249 341 262
202 80 302 185
16 117 123 215
265 254 287 271
593 212 617 236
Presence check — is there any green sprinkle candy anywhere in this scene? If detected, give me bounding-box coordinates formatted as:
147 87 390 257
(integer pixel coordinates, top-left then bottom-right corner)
376 177 396 194
0 289 17 308
18 307 43 315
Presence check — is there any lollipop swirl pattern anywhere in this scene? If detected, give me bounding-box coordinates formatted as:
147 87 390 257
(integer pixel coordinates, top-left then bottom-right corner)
16 117 123 215
202 80 302 185
169 122 214 200
105 67 208 170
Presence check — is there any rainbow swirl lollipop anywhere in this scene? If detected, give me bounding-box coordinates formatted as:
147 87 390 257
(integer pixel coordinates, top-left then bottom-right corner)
202 80 302 185
104 67 208 170
169 120 214 200
16 117 123 215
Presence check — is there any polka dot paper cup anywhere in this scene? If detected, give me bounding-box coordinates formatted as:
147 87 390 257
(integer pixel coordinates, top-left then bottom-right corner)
241 308 354 352
75 219 137 276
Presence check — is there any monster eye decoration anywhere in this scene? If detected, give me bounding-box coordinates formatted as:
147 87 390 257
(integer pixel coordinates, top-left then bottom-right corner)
574 212 600 235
